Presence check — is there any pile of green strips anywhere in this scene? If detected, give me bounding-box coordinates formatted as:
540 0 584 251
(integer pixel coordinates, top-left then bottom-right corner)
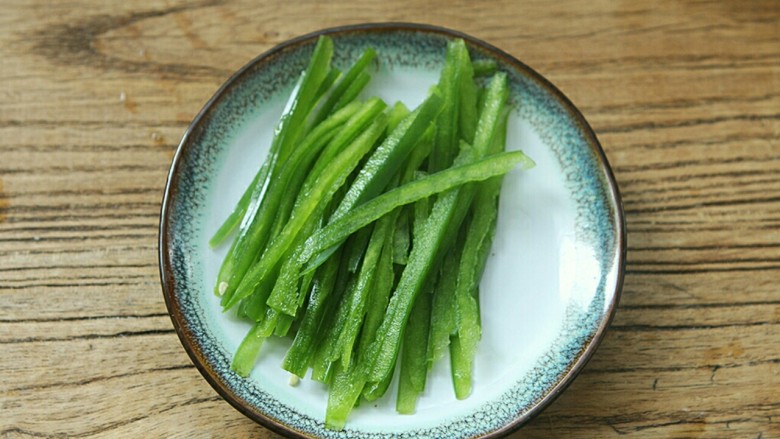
210 36 534 429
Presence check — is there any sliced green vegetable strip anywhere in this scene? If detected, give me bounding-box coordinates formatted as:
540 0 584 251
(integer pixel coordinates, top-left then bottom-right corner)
282 248 343 378
450 104 532 398
357 225 397 403
457 43 478 145
427 235 462 367
359 142 480 384
362 362 394 402
208 169 263 248
308 224 372 381
211 38 334 251
392 208 411 265
345 225 372 274
358 224 396 357
267 98 388 245
310 273 356 382
208 71 303 250
325 362 365 430
312 48 377 125
226 112 388 310
302 91 443 274
335 207 397 368
396 283 433 414
216 102 361 306
449 333 471 399
387 101 410 131
332 71 371 113
230 322 266 377
314 68 342 107
472 59 498 77
275 36 334 165
430 40 463 173
266 207 330 317
299 150 531 267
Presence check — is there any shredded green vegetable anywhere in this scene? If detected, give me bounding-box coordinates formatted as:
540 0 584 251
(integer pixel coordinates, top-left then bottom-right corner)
211 35 534 429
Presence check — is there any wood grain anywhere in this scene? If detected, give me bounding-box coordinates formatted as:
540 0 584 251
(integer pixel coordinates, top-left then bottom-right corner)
1 0 778 437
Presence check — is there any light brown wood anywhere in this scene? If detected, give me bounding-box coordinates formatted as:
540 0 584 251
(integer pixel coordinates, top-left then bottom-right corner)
1 1 778 437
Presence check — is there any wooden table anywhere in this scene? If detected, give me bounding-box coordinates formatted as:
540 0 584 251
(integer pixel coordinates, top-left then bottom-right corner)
2 1 778 437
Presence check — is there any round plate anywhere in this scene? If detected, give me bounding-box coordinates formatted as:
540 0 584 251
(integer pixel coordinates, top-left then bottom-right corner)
160 23 625 438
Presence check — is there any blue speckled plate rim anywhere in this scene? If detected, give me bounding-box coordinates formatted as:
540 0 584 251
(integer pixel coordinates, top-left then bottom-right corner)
159 22 626 439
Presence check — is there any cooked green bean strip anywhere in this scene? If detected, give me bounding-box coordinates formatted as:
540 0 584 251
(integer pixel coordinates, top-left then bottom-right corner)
396 282 433 414
225 113 388 310
282 248 343 378
472 59 498 77
216 102 361 306
312 48 377 126
299 150 531 268
302 91 443 273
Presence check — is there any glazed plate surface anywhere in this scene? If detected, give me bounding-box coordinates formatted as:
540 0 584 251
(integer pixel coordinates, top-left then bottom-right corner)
160 23 625 438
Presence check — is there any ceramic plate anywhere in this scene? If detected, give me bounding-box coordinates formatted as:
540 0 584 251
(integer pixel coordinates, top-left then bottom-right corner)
160 23 625 438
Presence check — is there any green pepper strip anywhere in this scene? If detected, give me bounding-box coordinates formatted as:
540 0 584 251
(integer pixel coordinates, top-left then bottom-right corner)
311 48 376 126
429 40 463 173
358 224 397 402
225 111 388 310
333 71 372 113
230 322 266 377
396 279 433 414
299 149 531 268
324 361 364 430
212 36 334 249
361 74 513 384
275 36 335 165
310 261 357 383
472 59 498 77
281 247 343 378
335 202 398 368
216 101 361 306
302 91 443 274
426 230 462 367
265 98 388 248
